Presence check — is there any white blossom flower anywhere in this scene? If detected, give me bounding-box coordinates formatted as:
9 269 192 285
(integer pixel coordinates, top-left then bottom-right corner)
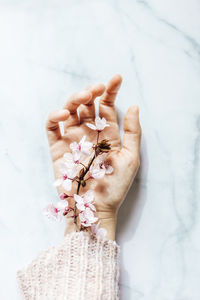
86 116 110 131
91 222 107 239
70 136 93 162
79 207 98 227
43 204 61 221
55 200 68 211
74 190 96 212
89 153 113 179
96 153 113 174
43 204 60 221
54 161 78 191
43 200 68 221
63 152 79 166
89 163 105 179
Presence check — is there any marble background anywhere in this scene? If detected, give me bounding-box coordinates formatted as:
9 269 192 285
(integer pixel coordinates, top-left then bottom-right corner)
0 0 200 299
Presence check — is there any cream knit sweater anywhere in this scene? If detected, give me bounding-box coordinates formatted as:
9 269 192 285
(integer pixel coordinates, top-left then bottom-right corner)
17 232 120 299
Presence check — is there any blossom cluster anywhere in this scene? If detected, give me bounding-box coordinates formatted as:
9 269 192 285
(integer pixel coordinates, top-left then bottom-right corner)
44 117 113 239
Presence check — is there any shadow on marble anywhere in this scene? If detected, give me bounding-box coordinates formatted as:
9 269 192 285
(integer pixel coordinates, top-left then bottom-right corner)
116 136 148 299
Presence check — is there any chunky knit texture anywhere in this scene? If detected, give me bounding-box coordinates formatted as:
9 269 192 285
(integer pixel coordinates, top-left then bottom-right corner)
17 232 120 299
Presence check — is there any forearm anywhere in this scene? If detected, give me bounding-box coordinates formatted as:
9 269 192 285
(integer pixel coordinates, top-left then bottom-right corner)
17 232 120 299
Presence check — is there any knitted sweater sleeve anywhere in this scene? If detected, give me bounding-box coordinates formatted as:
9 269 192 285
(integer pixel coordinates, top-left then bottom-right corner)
17 232 120 300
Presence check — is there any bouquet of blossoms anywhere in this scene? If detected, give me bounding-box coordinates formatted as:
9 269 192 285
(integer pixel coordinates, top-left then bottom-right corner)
44 116 113 239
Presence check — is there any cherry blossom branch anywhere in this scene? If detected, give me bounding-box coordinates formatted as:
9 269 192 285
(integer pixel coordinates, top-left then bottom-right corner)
44 116 112 239
74 149 98 228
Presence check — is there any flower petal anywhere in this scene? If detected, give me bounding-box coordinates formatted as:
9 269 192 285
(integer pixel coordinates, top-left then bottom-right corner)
96 153 107 164
67 166 79 178
58 162 68 174
80 135 86 144
74 194 83 202
76 202 85 211
86 123 97 130
63 153 75 168
95 116 110 131
97 228 107 239
84 190 94 203
105 165 113 174
90 164 105 179
95 116 102 127
55 200 68 210
73 150 81 163
43 204 60 221
70 142 78 152
91 216 98 224
81 141 93 156
89 203 96 211
62 179 72 191
91 222 107 239
74 194 85 211
79 208 98 227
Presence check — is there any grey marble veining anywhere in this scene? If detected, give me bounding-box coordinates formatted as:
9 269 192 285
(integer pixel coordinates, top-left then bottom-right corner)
0 0 200 299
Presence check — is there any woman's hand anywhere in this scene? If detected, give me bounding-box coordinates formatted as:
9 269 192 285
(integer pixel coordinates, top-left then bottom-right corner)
46 74 141 240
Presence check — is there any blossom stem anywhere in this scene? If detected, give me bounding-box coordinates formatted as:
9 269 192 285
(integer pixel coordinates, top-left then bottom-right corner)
79 162 87 169
95 131 100 156
96 131 100 144
74 153 97 229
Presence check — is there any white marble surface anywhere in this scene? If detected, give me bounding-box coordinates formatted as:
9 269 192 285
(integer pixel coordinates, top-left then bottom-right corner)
0 0 200 299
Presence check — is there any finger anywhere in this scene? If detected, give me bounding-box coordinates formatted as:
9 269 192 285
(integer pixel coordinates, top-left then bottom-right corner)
46 109 70 146
99 74 122 123
79 83 105 123
63 90 92 128
121 105 141 162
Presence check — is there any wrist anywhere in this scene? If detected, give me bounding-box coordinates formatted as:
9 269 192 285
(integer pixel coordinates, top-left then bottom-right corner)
64 216 77 235
64 211 117 241
98 217 117 240
96 211 117 240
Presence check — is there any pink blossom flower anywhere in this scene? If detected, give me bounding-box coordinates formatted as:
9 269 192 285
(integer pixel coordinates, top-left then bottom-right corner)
91 222 107 239
43 204 61 221
54 160 78 191
74 190 96 212
89 153 113 179
96 153 113 174
79 207 98 227
55 200 68 211
63 152 80 166
70 136 93 162
89 163 105 179
86 116 110 132
43 200 68 221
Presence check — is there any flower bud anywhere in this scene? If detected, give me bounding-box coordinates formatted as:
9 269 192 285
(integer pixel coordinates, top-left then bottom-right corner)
81 179 86 187
79 168 85 178
97 139 111 152
59 193 69 200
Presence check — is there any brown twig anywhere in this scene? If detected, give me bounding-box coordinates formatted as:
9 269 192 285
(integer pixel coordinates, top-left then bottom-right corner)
74 150 98 229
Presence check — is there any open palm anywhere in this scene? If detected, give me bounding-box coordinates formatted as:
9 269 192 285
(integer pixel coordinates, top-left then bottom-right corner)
46 75 141 238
